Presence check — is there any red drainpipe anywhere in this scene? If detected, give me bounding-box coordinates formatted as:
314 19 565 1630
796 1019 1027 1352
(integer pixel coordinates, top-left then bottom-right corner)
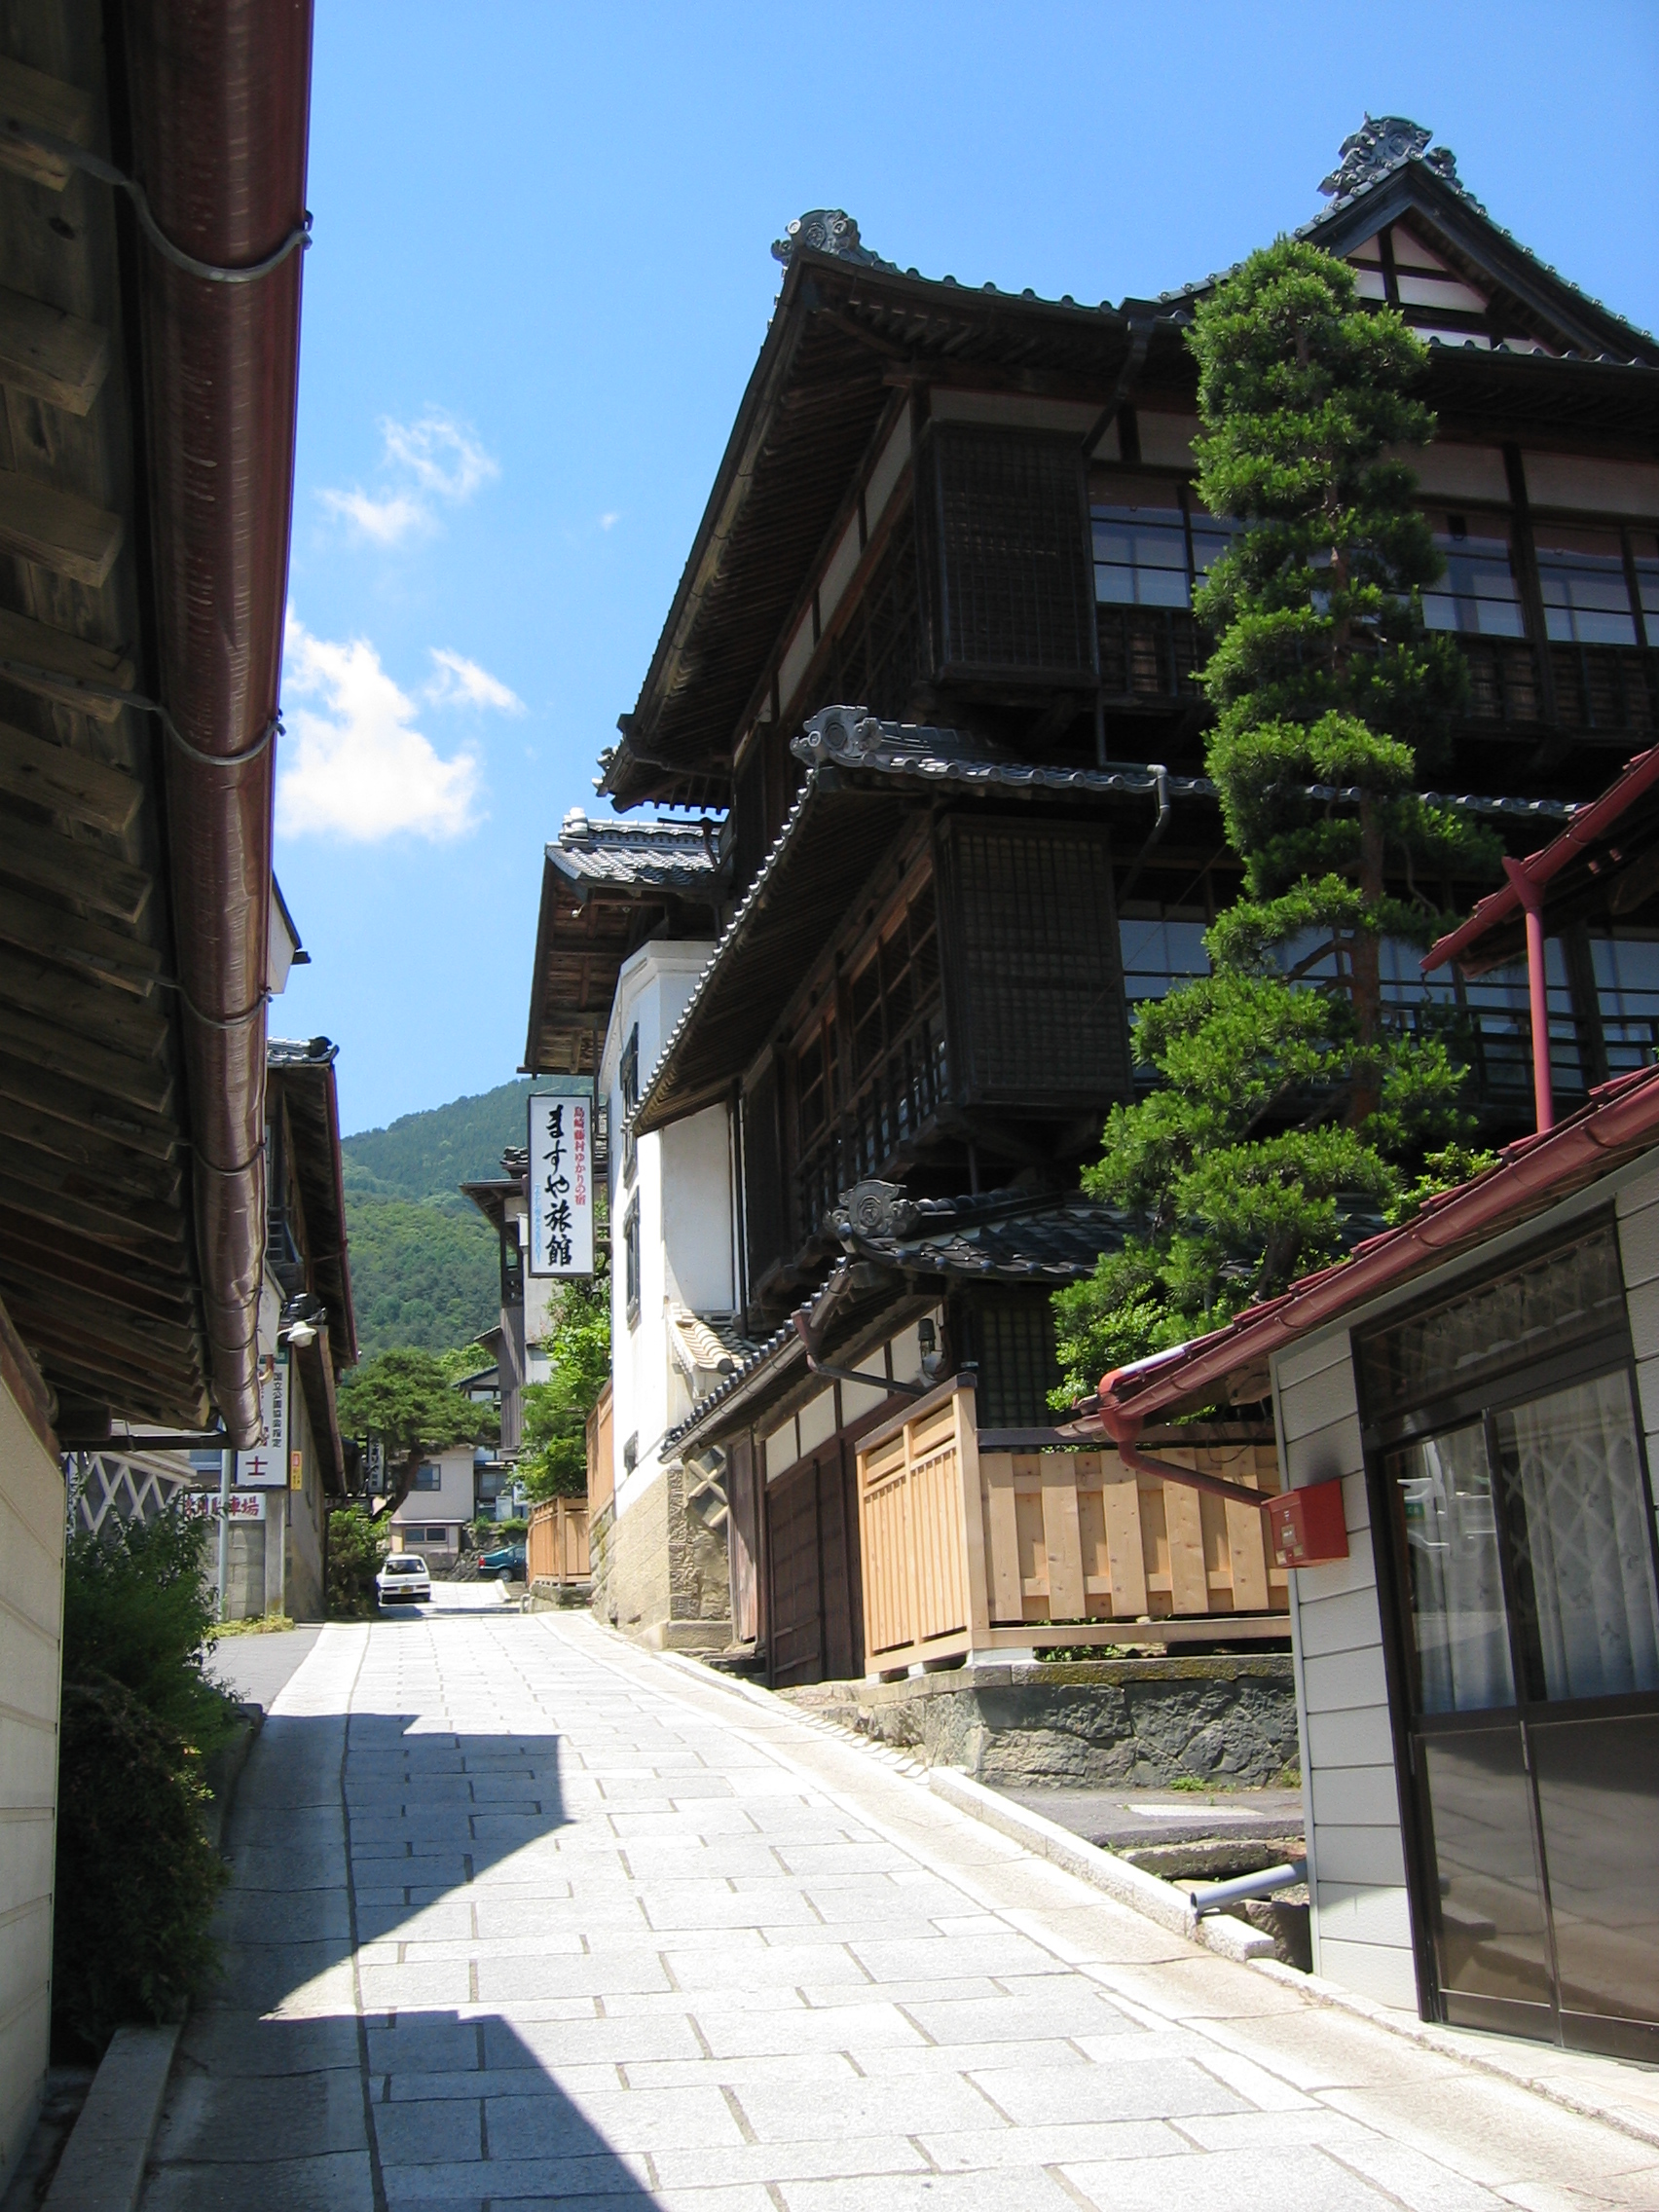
122 0 314 1444
1502 856 1555 1134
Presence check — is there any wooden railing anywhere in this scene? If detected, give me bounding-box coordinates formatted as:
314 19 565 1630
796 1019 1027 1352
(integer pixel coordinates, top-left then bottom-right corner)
856 1378 1288 1675
527 1497 590 1587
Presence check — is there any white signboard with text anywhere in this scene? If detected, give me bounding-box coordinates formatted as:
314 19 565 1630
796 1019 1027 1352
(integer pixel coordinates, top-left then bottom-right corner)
179 1491 267 1522
235 1352 289 1488
529 1083 595 1277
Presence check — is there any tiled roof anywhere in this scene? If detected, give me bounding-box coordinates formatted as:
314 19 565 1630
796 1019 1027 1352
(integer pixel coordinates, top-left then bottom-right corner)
546 808 723 896
831 1183 1128 1283
793 708 1569 824
268 1035 337 1069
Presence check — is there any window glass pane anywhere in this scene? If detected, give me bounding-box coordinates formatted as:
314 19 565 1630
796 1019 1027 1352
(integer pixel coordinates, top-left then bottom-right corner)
1092 504 1191 609
1388 1423 1516 1714
1493 1370 1659 1703
1423 512 1525 638
1188 504 1242 584
1632 532 1659 639
1118 915 1209 1003
1359 1223 1624 1419
1534 525 1639 646
1590 932 1659 1079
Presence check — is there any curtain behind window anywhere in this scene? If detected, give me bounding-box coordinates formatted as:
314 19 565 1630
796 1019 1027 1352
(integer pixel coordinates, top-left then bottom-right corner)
1495 1372 1659 1704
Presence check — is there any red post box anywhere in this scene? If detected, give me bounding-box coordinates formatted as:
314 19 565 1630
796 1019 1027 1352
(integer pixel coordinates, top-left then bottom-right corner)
1264 1477 1349 1567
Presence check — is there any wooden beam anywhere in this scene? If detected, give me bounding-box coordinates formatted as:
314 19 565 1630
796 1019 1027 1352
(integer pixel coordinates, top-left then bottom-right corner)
0 608 135 723
0 1162 186 1254
0 1050 178 1163
0 718 139 832
0 286 110 414
0 818 152 924
0 1220 195 1322
0 884 160 999
10 1305 203 1408
0 1099 181 1206
0 57 95 192
0 469 124 588
0 1003 171 1115
0 943 170 1057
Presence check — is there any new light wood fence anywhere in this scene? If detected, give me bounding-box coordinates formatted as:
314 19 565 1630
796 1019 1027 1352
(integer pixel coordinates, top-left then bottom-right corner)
856 1378 1287 1674
527 1496 590 1588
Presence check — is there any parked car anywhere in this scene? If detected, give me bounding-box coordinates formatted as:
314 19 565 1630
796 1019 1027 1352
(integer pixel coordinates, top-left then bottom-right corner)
480 1541 527 1578
377 1555 432 1606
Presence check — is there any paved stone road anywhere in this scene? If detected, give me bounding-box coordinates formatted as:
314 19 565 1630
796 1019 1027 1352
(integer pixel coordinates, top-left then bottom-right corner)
142 1610 1659 2210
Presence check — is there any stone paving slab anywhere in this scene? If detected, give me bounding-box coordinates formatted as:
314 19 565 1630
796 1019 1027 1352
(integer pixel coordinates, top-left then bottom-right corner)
139 1611 1659 2211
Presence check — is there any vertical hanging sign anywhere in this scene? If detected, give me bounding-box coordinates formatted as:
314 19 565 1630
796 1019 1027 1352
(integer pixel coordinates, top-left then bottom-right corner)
529 1081 595 1277
236 1352 289 1487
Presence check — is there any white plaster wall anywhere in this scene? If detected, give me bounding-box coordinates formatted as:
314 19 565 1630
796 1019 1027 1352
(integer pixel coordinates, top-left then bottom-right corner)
391 1447 475 1543
601 941 718 1530
0 1377 63 2196
1272 1328 1418 2009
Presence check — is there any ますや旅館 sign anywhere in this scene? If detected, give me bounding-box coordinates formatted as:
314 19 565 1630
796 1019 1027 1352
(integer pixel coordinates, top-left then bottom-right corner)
529 1083 595 1277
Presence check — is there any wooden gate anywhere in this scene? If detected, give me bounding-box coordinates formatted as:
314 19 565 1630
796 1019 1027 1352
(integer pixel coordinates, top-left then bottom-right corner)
527 1497 590 1587
765 1448 862 1688
856 1378 1287 1674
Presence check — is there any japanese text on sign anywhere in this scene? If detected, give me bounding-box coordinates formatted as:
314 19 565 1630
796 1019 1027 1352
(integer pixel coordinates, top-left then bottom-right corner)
235 1352 289 1488
529 1085 595 1276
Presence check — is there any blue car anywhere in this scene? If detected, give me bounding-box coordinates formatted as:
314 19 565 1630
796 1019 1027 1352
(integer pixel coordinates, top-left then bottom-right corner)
480 1541 527 1577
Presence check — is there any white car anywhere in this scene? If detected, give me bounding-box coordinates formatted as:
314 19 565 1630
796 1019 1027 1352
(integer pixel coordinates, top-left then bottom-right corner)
376 1555 431 1607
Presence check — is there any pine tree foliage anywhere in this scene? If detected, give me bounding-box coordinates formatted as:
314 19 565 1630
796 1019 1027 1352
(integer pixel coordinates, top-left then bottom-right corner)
1054 240 1498 1398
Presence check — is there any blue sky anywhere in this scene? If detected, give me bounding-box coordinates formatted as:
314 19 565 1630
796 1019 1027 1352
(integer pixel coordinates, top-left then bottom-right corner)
272 0 1659 1138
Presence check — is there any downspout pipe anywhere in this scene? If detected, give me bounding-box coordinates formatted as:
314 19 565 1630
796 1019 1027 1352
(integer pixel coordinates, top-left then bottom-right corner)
1095 1405 1269 1514
123 0 314 1444
1503 856 1555 1134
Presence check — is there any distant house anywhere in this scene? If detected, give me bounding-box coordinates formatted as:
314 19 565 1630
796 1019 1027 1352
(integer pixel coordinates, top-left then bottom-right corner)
389 1446 478 1561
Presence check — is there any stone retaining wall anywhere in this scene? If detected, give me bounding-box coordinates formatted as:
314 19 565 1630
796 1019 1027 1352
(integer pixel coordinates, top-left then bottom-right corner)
783 1654 1298 1788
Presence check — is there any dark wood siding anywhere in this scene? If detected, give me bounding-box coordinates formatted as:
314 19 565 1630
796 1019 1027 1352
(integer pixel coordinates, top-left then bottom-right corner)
764 1445 864 1688
741 1057 788 1299
937 815 1132 1106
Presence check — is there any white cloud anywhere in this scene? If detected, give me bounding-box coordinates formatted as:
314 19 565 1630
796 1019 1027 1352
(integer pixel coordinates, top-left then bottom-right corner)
277 613 482 842
424 646 524 715
316 485 428 545
383 415 498 502
317 410 498 546
599 511 620 532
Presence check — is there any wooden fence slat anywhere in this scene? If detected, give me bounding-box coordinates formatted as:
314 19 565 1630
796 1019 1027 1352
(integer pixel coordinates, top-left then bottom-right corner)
981 1448 1022 1625
1163 1480 1209 1613
1102 1464 1148 1616
1040 1456 1086 1621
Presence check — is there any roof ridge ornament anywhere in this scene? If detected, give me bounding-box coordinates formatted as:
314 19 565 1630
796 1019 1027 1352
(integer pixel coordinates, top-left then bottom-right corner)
771 209 895 271
1318 115 1479 210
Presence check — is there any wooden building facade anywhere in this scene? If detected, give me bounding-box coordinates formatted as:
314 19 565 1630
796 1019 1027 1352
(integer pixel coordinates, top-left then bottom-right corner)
527 121 1659 1683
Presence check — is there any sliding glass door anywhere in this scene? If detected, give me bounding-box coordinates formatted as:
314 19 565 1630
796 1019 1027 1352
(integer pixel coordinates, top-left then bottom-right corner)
1366 1228 1659 2060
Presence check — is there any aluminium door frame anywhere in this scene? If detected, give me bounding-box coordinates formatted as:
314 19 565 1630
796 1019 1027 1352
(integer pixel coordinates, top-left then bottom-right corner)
1363 1312 1659 2049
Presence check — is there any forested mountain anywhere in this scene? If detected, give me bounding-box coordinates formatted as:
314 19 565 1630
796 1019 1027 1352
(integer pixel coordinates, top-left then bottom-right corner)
341 1079 532 1359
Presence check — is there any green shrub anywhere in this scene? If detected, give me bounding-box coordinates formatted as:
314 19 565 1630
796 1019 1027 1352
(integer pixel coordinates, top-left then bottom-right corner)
61 1507 235 1754
329 1508 388 1616
53 1675 227 2054
54 1505 234 2057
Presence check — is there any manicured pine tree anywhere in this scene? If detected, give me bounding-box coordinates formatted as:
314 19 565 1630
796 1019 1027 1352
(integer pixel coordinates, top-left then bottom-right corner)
1054 239 1498 1396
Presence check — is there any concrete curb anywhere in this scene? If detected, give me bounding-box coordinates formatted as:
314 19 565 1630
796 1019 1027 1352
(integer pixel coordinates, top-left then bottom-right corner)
202 1701 263 1855
42 2023 179 2212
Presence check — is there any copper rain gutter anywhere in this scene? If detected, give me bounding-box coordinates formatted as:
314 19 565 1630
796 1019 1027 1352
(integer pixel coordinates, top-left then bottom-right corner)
124 0 313 1442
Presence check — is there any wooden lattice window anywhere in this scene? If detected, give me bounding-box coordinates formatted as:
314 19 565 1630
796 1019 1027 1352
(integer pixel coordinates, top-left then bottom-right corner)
919 426 1096 683
970 1292 1062 1431
939 817 1131 1105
